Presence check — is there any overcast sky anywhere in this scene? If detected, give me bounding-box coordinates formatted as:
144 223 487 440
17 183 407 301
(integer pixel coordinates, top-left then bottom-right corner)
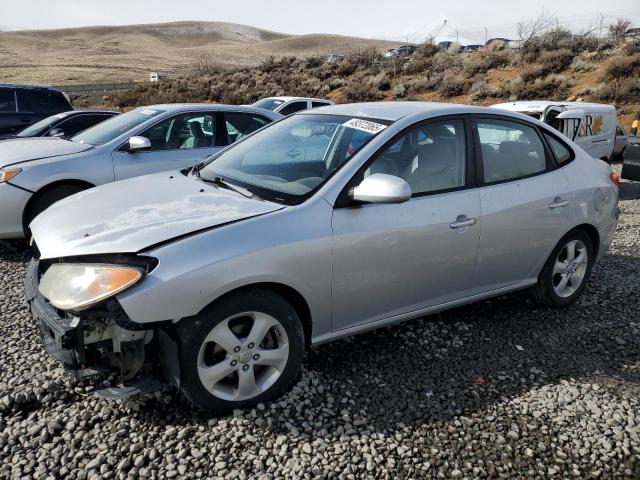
2 0 639 43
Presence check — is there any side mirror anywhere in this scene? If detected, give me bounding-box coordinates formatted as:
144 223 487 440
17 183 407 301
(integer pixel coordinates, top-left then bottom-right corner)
127 136 151 152
47 128 64 138
350 173 412 204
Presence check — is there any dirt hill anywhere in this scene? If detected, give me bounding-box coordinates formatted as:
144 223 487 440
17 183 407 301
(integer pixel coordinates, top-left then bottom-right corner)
0 21 402 85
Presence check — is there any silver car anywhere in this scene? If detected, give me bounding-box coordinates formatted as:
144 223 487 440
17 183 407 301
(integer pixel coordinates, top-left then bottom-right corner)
26 102 619 413
0 104 281 238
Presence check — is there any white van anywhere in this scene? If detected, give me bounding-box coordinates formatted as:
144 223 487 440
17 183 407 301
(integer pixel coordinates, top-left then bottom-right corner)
491 101 617 162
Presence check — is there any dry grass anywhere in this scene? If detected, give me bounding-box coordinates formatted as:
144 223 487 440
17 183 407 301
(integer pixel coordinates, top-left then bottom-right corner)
0 21 403 85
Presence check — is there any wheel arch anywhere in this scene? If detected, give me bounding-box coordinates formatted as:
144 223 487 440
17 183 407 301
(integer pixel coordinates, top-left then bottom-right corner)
568 223 600 258
197 282 313 349
22 179 95 231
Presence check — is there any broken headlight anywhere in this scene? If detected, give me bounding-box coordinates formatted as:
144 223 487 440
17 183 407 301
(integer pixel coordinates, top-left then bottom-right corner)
39 263 142 311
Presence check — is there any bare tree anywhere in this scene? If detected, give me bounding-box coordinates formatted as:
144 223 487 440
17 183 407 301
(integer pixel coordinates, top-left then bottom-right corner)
517 10 557 45
608 18 631 43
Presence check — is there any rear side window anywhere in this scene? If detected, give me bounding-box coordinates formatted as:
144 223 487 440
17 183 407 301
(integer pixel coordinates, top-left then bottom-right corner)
224 112 271 144
543 132 572 165
279 101 309 116
0 89 16 112
312 101 330 108
477 119 547 183
57 114 112 137
18 90 70 114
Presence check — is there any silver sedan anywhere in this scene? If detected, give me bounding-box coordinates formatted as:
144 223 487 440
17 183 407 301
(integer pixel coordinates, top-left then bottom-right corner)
0 104 281 238
26 102 619 413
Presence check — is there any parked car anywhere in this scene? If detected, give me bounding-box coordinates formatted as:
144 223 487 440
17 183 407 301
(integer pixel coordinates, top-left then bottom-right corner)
325 53 345 63
492 101 617 162
614 124 628 161
0 84 73 134
621 134 640 182
25 102 618 413
0 104 281 238
251 97 335 116
384 45 417 58
0 110 118 141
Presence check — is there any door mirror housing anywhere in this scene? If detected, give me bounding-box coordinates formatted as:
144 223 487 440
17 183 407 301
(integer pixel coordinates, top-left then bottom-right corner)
350 173 412 204
47 128 64 138
127 136 151 152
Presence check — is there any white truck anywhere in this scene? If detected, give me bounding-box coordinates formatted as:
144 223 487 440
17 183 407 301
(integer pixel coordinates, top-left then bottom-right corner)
492 101 617 162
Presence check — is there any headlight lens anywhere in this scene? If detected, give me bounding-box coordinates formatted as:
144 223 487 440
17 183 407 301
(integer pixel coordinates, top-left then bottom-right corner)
39 263 142 311
0 168 21 183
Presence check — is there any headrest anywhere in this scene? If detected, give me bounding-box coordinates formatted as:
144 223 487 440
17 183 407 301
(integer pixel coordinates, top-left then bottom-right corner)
189 122 205 138
417 142 455 173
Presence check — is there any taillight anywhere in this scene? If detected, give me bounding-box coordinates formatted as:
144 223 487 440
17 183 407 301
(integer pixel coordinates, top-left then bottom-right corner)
610 172 620 187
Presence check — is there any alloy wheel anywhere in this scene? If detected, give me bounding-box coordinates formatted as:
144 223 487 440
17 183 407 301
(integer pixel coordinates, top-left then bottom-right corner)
197 312 290 401
552 239 588 298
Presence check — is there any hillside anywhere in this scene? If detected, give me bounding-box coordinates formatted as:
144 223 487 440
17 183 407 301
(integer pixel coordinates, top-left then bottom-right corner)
0 21 402 85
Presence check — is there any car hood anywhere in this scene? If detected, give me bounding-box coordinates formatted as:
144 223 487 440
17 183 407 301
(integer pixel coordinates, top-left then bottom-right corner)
30 172 285 259
0 138 92 168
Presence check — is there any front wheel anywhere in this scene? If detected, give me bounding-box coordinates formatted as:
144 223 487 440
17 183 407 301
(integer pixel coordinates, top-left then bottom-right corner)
532 230 594 307
176 289 305 413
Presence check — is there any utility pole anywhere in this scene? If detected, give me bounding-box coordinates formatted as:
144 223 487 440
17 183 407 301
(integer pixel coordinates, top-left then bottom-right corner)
484 26 488 45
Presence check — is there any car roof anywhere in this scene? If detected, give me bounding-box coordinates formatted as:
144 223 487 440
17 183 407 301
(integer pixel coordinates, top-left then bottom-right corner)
0 83 65 94
265 97 331 103
492 100 616 113
304 102 514 122
142 103 281 114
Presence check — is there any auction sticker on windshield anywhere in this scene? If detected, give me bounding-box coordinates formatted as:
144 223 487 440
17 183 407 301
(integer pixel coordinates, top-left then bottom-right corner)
343 118 388 134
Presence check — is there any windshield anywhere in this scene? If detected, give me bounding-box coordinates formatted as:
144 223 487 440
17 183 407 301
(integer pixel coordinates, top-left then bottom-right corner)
200 114 390 204
252 98 285 111
72 108 163 146
18 112 70 137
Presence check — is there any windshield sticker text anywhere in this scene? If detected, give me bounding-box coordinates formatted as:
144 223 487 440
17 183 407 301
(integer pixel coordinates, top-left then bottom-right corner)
343 119 387 134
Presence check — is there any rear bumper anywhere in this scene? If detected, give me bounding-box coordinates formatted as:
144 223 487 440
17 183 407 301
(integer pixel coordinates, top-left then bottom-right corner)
0 182 31 239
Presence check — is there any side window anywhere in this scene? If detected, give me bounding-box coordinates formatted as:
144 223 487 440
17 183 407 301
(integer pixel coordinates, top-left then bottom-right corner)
364 119 466 195
543 132 572 165
279 101 309 116
312 101 330 108
56 115 110 137
477 119 547 183
139 113 215 151
224 112 271 144
18 91 69 114
0 89 16 112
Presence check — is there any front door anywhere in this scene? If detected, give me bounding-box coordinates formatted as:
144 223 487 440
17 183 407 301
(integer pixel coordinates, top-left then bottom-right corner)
331 117 481 331
470 116 573 295
112 111 223 180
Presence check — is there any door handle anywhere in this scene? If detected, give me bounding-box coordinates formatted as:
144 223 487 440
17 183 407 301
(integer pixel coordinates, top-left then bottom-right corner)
450 216 477 229
549 198 569 209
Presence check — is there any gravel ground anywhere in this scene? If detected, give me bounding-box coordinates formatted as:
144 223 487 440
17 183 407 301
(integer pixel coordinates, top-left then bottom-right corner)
1 173 639 479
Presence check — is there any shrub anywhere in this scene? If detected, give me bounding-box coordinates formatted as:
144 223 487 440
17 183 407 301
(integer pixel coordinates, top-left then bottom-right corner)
538 49 575 73
392 83 407 98
589 78 640 103
343 81 383 102
470 80 497 101
438 73 469 97
368 72 391 91
570 58 595 72
520 64 546 82
603 54 640 79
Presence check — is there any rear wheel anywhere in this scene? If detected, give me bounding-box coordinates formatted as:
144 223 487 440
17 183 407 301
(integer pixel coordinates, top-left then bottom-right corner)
176 289 305 413
532 230 594 307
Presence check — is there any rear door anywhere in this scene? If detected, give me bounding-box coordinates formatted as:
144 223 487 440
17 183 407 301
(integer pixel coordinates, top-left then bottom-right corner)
622 137 640 181
112 111 223 180
0 87 24 134
17 89 71 128
470 115 573 294
279 101 309 116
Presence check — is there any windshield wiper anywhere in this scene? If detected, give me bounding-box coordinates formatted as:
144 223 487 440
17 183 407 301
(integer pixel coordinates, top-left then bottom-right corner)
200 175 256 199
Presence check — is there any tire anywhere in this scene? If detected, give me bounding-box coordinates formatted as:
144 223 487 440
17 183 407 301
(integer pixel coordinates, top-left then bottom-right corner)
532 229 594 307
176 289 305 413
24 184 87 235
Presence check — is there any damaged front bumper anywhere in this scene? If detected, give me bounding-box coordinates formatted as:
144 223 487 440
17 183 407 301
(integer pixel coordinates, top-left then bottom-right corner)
24 259 176 399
